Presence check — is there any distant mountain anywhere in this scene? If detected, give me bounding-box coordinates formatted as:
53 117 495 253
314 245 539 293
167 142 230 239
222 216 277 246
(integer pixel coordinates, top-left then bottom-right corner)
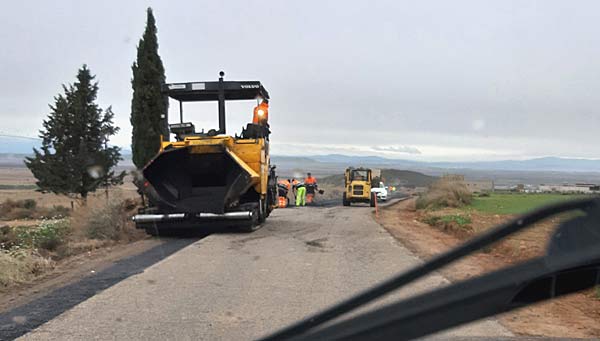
309 154 401 165
432 157 600 172
0 134 598 174
0 136 133 167
0 136 132 155
380 169 437 187
0 136 41 154
320 169 436 187
275 154 600 173
0 153 29 167
271 156 320 164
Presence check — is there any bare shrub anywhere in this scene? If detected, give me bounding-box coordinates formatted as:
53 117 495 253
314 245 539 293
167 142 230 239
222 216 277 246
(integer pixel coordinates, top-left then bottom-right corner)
85 203 124 240
0 199 39 220
72 198 141 241
0 249 54 287
416 179 473 210
2 220 70 253
0 199 72 220
0 224 17 249
32 220 70 251
8 208 38 220
44 205 71 218
0 196 142 288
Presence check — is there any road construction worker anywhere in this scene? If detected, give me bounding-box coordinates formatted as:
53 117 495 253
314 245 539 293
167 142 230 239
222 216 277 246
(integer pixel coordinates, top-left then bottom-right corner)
278 178 291 191
304 172 318 204
294 180 306 206
291 178 299 196
252 99 269 126
277 178 291 208
304 173 317 186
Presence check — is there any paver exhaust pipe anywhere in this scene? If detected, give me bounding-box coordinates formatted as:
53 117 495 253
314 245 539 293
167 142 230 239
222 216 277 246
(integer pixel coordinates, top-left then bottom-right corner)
132 211 253 223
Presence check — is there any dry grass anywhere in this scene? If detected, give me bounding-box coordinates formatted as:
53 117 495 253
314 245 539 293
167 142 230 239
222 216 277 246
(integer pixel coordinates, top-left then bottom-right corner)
0 168 144 289
0 198 71 221
416 179 473 210
51 196 144 260
1 219 69 251
381 199 600 338
0 196 143 289
0 249 54 288
70 197 142 242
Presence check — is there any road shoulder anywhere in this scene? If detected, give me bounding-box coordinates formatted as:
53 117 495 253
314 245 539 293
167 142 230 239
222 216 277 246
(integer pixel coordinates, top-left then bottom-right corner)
377 198 600 338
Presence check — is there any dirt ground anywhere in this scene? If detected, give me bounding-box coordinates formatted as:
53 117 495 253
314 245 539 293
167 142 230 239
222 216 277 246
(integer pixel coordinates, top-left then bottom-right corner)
378 199 600 338
0 167 138 208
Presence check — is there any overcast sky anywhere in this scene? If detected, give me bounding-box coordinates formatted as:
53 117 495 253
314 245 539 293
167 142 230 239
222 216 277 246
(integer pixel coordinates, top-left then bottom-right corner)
1 0 599 161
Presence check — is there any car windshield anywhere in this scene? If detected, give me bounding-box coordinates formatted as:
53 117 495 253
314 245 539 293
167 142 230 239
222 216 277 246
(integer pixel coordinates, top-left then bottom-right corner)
1 2 598 341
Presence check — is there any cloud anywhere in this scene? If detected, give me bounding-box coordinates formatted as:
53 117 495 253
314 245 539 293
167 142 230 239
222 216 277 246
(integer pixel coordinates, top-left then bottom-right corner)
2 1 598 161
371 145 421 155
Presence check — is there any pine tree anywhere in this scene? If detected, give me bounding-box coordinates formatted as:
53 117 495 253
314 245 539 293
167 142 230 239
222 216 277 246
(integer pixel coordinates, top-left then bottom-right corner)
25 65 125 203
130 7 168 169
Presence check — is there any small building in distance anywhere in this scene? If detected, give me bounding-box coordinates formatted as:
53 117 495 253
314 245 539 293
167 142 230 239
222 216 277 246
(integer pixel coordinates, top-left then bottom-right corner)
494 184 515 192
539 183 599 194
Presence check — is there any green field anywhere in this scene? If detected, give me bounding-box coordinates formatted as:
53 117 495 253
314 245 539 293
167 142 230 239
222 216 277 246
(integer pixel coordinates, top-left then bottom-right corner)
466 193 583 215
0 184 37 190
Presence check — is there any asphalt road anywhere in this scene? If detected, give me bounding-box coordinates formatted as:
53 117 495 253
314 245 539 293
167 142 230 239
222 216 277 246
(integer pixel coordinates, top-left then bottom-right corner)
312 191 407 207
18 203 512 340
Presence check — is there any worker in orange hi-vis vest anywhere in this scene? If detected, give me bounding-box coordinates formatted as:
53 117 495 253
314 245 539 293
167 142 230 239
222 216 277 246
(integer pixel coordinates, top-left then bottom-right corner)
252 100 269 125
277 179 291 208
304 172 318 204
291 178 299 198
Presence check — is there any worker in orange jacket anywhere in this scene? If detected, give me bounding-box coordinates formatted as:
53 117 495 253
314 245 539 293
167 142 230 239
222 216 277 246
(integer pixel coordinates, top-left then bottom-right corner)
278 178 291 190
304 173 317 186
252 100 269 125
291 178 300 194
304 173 318 204
277 178 291 208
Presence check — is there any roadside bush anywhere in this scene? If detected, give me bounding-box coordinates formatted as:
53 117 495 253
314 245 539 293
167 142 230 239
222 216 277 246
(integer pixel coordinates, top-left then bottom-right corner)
416 179 472 210
44 205 71 219
22 199 37 210
80 200 138 241
0 249 53 287
421 214 472 228
15 219 70 251
0 199 71 220
420 213 473 233
8 208 38 220
0 225 17 250
420 215 441 226
440 214 472 226
0 199 40 220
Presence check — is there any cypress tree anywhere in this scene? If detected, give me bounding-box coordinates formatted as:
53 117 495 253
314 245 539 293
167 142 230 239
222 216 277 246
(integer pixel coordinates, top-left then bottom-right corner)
130 7 168 169
25 65 125 203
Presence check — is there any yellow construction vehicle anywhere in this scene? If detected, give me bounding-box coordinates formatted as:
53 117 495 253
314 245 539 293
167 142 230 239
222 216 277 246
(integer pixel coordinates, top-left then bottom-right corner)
342 167 376 207
133 72 277 234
